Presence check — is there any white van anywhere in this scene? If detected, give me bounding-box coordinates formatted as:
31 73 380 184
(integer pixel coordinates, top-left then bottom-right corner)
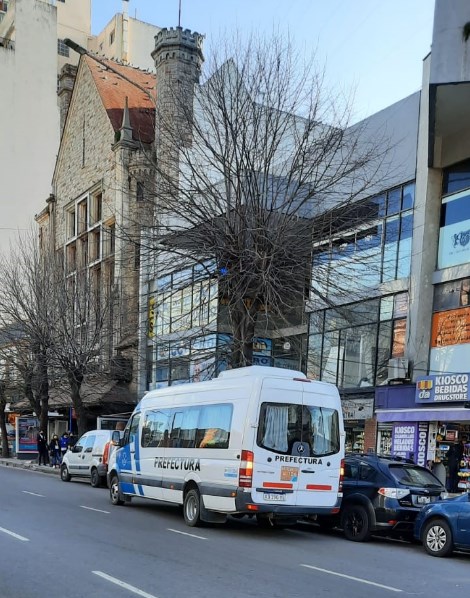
61 429 115 487
108 366 345 527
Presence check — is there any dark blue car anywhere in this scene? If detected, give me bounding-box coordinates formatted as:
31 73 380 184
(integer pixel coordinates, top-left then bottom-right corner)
414 492 470 557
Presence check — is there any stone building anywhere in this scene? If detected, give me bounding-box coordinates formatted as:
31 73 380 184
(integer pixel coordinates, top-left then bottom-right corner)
36 52 157 418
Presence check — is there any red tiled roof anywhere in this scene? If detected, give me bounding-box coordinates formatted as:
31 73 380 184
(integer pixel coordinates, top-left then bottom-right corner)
85 55 156 144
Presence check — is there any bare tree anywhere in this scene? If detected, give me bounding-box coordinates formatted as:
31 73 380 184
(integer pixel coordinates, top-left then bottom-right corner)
132 33 391 370
0 234 55 433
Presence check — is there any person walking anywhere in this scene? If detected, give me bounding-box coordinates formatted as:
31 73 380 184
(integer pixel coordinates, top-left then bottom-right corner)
36 431 49 466
49 434 61 468
59 432 69 461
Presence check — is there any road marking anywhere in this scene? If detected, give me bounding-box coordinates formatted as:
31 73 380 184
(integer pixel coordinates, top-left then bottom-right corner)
22 491 45 497
167 528 207 540
300 564 403 593
0 526 29 542
92 571 159 598
80 506 110 514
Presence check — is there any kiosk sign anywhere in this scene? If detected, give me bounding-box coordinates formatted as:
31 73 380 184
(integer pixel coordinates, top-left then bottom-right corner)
415 374 470 403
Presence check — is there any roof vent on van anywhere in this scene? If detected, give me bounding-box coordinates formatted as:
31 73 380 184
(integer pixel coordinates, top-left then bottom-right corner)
217 365 306 379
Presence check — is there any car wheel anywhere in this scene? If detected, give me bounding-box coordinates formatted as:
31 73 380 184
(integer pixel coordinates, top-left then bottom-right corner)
183 488 202 527
422 518 454 557
341 504 371 542
60 464 71 482
90 468 100 488
110 475 124 506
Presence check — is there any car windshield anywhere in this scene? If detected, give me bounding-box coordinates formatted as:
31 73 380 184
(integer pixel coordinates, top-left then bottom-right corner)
389 464 443 488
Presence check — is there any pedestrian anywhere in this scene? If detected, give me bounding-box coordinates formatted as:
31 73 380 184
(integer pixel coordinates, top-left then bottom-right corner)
36 431 49 466
59 431 69 460
49 434 61 468
447 442 462 493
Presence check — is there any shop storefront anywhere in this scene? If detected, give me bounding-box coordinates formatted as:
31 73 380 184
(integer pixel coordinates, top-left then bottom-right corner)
375 376 470 492
341 395 374 453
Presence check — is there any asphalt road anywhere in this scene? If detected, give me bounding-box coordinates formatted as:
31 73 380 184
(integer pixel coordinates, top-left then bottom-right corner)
1 466 469 598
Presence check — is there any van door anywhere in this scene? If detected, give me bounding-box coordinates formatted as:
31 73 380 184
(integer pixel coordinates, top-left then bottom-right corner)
66 434 89 476
81 434 97 476
294 387 342 508
251 380 303 507
116 412 142 496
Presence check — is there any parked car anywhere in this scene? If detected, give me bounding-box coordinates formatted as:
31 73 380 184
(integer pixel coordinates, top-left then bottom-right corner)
61 429 116 487
316 453 446 541
414 492 470 557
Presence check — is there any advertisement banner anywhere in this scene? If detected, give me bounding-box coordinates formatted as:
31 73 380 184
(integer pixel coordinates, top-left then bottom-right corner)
342 398 374 421
16 416 39 453
415 374 470 403
431 307 470 348
391 423 417 460
415 422 429 467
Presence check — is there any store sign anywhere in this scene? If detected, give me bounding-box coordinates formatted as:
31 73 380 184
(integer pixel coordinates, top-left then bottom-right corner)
391 422 429 464
342 398 374 421
416 374 470 403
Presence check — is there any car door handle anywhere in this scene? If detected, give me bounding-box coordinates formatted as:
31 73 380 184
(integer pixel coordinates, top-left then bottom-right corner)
301 470 316 474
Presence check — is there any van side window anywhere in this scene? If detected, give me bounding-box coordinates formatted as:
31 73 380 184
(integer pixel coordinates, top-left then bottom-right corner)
195 404 232 449
142 409 171 448
124 413 140 446
84 435 96 453
170 407 200 448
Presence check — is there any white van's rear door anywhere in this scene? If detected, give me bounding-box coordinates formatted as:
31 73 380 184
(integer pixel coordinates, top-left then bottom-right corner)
251 379 303 507
294 385 341 508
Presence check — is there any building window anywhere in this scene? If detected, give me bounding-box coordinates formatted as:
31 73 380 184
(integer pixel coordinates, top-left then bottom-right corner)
57 39 70 57
77 200 88 234
109 30 115 45
136 181 145 202
67 208 76 238
90 192 102 224
307 293 408 388
312 182 415 301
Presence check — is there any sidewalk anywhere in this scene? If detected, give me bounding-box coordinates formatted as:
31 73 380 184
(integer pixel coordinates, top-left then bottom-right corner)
0 457 60 475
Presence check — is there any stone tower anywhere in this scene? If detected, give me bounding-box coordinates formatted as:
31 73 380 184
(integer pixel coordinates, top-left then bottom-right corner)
151 27 204 153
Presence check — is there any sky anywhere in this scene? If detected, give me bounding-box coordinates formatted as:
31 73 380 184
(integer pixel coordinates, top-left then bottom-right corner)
93 0 435 123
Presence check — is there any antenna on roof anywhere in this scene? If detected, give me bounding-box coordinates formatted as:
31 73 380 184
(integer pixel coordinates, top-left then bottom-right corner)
178 0 182 27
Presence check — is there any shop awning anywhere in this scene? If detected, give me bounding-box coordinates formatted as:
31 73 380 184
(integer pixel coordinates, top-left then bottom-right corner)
376 408 470 422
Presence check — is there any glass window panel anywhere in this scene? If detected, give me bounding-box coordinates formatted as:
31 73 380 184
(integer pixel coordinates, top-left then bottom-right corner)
380 296 394 321
443 158 470 195
338 324 376 388
321 331 340 384
307 332 322 380
309 311 324 336
392 319 406 358
387 188 402 215
433 280 462 312
397 214 413 278
370 194 386 218
142 409 171 448
402 183 415 211
376 321 392 385
393 293 409 318
170 407 201 448
382 217 399 281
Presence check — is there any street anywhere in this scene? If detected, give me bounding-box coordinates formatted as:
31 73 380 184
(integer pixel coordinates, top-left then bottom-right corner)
0 466 469 598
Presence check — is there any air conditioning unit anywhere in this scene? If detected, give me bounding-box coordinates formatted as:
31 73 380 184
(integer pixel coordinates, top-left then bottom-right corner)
388 357 409 380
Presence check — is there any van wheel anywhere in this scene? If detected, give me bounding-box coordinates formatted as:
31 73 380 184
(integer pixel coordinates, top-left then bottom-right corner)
60 464 71 482
183 488 202 527
341 504 371 542
90 468 100 488
423 518 453 557
110 475 124 506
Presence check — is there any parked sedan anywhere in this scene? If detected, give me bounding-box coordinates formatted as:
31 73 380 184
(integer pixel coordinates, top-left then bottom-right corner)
414 492 470 557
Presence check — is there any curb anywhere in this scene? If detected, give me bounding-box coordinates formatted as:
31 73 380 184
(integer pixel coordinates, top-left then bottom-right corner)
0 459 60 475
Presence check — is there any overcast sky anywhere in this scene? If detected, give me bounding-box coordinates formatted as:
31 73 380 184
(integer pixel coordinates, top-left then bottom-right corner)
92 0 435 123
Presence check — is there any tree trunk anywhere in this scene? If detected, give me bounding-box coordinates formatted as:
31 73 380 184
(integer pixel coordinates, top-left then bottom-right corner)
68 372 86 437
24 373 42 423
230 299 259 368
0 384 10 458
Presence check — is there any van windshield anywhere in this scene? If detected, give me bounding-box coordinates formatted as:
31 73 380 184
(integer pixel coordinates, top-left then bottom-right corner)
257 402 340 457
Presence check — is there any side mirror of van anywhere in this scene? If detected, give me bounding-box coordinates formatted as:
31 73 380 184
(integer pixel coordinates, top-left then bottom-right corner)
112 430 123 446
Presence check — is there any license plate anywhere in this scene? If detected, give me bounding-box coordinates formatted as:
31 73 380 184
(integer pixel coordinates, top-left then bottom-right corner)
417 496 430 504
263 493 286 502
